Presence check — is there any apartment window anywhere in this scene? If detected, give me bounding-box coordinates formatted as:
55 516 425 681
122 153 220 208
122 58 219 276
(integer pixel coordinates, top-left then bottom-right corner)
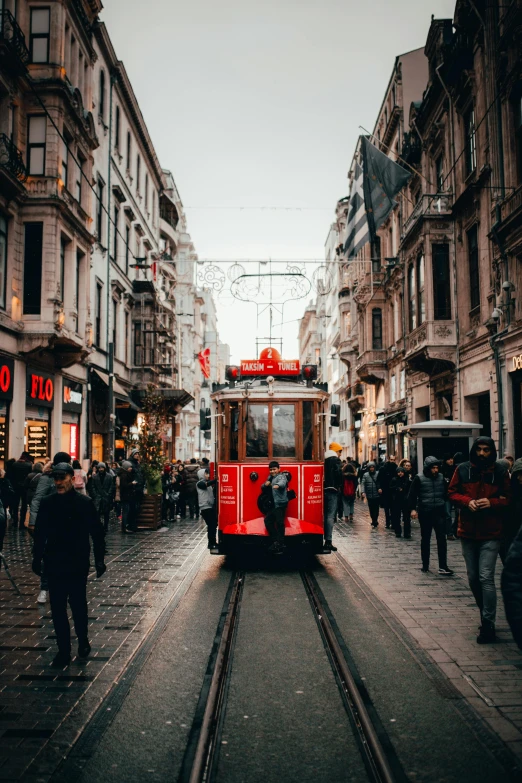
96 178 104 241
113 204 119 261
0 214 7 310
74 250 82 332
390 375 396 403
467 225 480 310
59 237 66 301
125 311 129 364
417 254 426 325
30 7 50 63
95 282 103 347
515 94 522 183
23 223 43 315
114 106 121 151
134 321 142 365
152 191 156 225
408 264 416 331
136 154 141 193
436 155 444 191
75 153 84 204
145 174 149 211
125 223 130 277
27 116 46 175
126 132 131 171
433 243 451 319
372 308 383 350
112 298 118 353
372 235 381 274
464 106 477 174
400 369 406 400
61 136 68 189
99 69 106 119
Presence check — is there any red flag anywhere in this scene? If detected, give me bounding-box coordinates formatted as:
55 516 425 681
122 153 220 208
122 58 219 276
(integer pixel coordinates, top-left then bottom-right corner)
198 348 211 378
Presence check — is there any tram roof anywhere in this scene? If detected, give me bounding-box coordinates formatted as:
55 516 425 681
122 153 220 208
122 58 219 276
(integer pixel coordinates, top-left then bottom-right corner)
210 377 329 401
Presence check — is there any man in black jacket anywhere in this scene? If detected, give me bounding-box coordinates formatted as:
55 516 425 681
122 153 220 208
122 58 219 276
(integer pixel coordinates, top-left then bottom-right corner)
409 456 453 575
10 451 33 528
376 454 397 529
32 463 106 667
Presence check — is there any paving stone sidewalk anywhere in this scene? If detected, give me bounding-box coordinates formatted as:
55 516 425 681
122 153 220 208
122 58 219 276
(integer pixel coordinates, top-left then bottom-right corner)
335 500 522 766
0 517 207 781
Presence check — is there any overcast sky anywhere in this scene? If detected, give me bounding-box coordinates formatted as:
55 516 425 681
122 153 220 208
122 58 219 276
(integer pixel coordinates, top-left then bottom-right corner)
100 0 457 363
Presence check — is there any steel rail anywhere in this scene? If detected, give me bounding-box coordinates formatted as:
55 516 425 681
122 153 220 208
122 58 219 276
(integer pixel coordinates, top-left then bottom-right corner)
301 570 396 783
185 571 244 783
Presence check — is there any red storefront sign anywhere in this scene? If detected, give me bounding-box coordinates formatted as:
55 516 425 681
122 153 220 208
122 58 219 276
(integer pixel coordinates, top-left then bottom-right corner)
0 357 14 400
26 368 54 408
69 423 79 460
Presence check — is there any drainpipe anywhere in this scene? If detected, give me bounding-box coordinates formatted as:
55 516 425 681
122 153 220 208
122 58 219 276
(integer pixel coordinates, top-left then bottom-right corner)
106 72 115 463
436 63 462 420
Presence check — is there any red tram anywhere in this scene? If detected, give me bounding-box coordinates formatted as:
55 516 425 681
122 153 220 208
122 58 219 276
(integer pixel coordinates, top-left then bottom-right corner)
209 348 329 554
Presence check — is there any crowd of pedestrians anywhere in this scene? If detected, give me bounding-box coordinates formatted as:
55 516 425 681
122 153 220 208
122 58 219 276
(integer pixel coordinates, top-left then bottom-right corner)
324 437 522 649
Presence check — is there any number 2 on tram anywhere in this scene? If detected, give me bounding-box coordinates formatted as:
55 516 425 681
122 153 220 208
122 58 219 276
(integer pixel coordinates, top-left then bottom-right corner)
210 352 329 554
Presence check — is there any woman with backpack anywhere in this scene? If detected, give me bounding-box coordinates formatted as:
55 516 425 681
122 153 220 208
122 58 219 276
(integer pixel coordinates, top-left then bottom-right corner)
341 463 358 523
72 459 87 495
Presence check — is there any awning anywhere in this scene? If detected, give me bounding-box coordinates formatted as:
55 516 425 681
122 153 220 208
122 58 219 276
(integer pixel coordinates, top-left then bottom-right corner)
91 369 140 410
131 388 194 415
92 368 109 386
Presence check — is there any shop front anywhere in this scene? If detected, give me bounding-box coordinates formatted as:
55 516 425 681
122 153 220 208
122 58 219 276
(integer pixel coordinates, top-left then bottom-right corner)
385 411 408 461
509 352 522 459
89 368 109 462
0 355 14 469
62 381 83 461
25 367 55 463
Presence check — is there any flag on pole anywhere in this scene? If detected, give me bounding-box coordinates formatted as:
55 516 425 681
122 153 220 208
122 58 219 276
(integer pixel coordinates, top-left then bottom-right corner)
343 160 369 259
343 136 411 258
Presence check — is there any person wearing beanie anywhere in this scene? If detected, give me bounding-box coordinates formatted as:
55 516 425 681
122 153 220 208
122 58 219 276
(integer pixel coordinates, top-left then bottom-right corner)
376 454 397 529
128 449 145 518
90 462 115 533
10 451 34 529
389 465 412 538
32 462 105 668
323 443 343 552
118 460 138 533
449 436 511 644
361 462 381 527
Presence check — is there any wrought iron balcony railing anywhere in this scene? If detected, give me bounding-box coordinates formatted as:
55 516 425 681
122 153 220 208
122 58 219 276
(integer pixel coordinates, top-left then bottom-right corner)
0 133 27 182
0 9 30 67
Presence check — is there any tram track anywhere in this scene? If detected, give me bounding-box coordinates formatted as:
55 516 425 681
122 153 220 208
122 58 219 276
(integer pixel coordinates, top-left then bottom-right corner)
180 566 405 783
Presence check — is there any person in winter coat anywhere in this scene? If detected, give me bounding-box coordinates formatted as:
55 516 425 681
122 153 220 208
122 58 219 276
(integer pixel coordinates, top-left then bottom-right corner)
501 458 522 564
89 462 115 532
341 463 358 523
0 468 14 518
440 454 456 540
448 436 511 644
172 464 186 520
183 459 200 519
323 442 343 552
10 451 34 528
361 462 381 528
376 455 397 529
26 462 44 508
197 468 218 549
501 523 522 650
409 456 453 576
389 465 412 538
263 460 289 554
161 464 172 522
32 463 106 668
118 461 138 533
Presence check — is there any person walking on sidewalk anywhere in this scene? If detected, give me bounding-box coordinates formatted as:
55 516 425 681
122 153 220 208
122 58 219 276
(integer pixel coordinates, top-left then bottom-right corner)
119 461 138 533
377 454 397 529
449 436 511 643
502 523 522 650
197 468 218 550
90 462 115 532
361 462 381 528
389 465 412 538
10 451 33 528
501 458 522 564
408 456 453 575
32 463 106 668
324 443 343 551
341 463 358 523
128 450 145 518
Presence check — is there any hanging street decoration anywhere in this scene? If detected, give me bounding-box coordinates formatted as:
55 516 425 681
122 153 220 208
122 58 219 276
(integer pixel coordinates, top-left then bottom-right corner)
198 348 211 378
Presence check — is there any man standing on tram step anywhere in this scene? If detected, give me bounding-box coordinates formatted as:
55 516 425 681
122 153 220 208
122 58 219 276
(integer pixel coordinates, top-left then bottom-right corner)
409 457 454 576
361 462 381 528
32 463 106 668
449 436 511 644
323 443 343 552
90 462 115 532
376 454 397 529
196 468 218 550
264 461 288 555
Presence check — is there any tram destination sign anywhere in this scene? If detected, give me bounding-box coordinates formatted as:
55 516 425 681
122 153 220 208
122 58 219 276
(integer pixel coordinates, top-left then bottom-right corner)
239 347 300 377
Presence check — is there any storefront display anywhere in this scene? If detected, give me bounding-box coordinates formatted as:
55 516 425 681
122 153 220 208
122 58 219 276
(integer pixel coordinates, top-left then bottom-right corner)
510 364 522 459
0 355 14 469
25 367 55 463
62 381 83 461
26 419 48 460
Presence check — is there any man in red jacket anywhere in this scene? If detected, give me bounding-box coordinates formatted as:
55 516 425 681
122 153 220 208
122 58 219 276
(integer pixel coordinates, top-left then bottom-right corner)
448 436 511 644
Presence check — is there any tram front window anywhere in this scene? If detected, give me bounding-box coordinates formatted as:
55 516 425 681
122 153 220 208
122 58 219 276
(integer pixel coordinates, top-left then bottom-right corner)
246 404 269 457
272 404 296 458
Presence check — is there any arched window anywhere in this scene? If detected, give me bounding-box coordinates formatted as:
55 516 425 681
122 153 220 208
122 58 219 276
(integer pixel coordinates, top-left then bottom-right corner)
99 69 105 118
126 132 131 171
114 106 120 150
372 308 383 350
